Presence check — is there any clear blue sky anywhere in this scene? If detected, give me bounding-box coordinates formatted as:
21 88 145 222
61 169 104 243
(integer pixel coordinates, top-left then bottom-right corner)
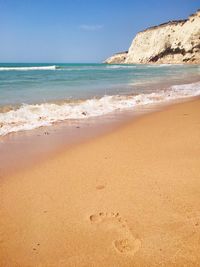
0 0 199 63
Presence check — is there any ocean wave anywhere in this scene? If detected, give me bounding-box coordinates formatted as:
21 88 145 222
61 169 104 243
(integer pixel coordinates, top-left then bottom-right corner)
106 65 137 69
147 64 184 68
56 67 101 71
0 81 199 136
56 65 137 71
0 65 57 71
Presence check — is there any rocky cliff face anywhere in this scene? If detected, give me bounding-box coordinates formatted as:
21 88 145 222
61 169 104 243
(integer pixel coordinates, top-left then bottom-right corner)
105 10 200 64
104 51 128 64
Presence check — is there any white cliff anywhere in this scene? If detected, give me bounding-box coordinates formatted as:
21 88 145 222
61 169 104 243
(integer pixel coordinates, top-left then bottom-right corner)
105 10 200 64
104 51 128 64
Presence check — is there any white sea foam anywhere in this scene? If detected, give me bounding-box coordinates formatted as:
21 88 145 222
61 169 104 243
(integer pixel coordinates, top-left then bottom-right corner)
0 81 199 136
0 65 57 71
55 65 137 71
147 64 184 68
106 65 137 69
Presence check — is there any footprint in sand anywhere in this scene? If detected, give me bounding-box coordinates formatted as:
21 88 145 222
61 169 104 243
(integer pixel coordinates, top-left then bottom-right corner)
89 212 141 255
113 238 141 255
96 185 105 190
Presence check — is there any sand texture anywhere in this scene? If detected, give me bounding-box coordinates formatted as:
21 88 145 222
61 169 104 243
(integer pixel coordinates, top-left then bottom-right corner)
1 99 200 267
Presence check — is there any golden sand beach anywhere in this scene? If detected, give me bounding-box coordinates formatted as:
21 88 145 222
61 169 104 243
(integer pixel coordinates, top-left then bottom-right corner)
1 98 200 267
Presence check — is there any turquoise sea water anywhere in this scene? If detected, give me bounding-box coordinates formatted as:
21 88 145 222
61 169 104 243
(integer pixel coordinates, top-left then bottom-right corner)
0 63 200 135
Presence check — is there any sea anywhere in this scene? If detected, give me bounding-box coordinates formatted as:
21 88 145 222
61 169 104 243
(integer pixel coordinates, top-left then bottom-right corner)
0 63 200 136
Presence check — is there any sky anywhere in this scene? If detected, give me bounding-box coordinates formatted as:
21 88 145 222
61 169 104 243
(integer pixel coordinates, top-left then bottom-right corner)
0 0 199 63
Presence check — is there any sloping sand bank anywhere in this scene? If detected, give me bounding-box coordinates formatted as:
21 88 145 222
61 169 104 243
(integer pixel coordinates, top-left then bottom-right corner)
1 98 200 267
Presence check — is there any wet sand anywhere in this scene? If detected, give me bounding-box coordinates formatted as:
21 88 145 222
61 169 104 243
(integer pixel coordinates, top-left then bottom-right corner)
1 98 200 266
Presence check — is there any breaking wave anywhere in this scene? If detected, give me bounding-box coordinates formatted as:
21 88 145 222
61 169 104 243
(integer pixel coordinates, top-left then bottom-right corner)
0 81 199 136
0 65 57 71
147 64 184 68
106 65 137 69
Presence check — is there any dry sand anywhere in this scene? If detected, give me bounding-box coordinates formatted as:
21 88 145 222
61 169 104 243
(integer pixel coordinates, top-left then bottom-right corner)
1 98 200 267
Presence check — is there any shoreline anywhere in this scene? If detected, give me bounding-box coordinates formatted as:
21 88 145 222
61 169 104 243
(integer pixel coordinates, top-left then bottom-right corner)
0 100 158 177
0 95 197 178
1 97 200 266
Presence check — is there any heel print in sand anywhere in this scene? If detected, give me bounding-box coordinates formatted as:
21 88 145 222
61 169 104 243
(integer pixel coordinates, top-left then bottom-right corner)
89 212 141 255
